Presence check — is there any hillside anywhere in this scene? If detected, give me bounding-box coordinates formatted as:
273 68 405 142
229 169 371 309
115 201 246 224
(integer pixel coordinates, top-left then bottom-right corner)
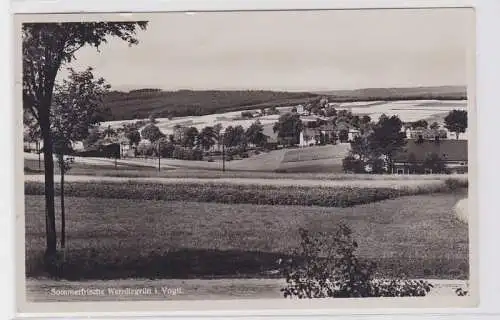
101 86 467 121
101 89 318 121
316 85 467 101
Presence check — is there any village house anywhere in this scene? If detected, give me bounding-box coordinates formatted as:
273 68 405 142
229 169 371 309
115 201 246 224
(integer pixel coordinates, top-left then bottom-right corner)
295 104 307 115
392 139 468 174
405 127 447 140
298 122 360 147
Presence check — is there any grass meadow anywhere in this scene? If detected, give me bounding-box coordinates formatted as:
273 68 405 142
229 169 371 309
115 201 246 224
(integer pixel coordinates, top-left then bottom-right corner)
25 158 469 182
25 191 468 280
24 150 469 281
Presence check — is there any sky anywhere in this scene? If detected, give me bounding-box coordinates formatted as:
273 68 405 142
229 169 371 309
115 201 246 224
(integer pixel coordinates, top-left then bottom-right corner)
60 8 473 92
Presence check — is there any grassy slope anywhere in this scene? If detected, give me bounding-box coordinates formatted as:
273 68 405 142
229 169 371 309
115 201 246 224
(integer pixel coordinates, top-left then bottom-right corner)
25 192 468 280
102 86 466 121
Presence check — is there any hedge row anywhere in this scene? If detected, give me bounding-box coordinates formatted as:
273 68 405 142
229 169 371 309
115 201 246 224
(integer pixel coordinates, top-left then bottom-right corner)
24 179 463 208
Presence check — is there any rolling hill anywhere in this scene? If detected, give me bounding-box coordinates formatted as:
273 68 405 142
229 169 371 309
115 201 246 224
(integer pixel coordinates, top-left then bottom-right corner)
101 89 318 121
100 86 467 122
315 85 467 101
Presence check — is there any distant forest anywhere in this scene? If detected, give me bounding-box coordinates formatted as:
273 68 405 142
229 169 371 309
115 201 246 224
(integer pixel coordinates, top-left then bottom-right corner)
100 86 467 121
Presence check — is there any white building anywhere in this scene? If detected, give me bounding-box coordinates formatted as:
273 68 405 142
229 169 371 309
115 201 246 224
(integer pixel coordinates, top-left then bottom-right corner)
295 104 306 115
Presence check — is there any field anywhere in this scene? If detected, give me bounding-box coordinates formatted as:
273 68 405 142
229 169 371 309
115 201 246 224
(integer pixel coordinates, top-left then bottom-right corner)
100 86 466 121
24 176 467 208
102 89 318 121
25 190 468 280
24 156 469 183
25 144 352 174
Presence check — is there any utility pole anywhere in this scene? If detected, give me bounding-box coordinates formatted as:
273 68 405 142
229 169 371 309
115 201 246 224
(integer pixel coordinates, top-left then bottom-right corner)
222 135 225 172
158 141 161 172
37 140 41 170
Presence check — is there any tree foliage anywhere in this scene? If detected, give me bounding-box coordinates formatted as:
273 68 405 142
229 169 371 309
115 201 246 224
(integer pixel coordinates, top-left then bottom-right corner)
245 120 268 147
23 22 148 121
24 111 41 143
223 125 247 149
182 127 199 148
444 110 467 140
349 135 377 162
411 119 428 129
141 124 165 143
51 67 111 153
369 115 407 170
429 121 440 130
125 128 141 146
273 113 303 146
197 126 217 151
102 125 117 139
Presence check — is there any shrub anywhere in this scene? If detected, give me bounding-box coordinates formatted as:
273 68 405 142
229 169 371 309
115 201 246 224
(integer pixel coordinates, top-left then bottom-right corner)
159 140 175 158
445 178 468 191
342 155 364 173
172 146 203 161
281 225 433 298
455 287 469 296
192 149 203 161
136 142 155 157
241 111 254 118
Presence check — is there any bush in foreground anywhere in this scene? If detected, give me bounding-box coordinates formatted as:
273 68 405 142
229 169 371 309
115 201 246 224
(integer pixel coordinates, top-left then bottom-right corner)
281 225 433 298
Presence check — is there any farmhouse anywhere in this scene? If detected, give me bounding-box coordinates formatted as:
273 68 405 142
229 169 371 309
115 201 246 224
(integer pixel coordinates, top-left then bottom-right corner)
405 127 447 140
295 104 306 115
392 139 468 174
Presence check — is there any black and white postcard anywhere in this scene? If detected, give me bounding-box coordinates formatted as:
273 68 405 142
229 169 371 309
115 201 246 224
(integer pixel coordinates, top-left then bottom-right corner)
14 7 477 314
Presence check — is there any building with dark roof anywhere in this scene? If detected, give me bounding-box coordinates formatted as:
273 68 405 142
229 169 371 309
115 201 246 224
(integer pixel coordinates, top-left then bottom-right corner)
392 139 468 174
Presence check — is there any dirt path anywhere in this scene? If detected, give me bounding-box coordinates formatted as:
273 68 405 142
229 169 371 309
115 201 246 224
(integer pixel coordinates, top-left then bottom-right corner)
24 174 445 189
25 278 468 302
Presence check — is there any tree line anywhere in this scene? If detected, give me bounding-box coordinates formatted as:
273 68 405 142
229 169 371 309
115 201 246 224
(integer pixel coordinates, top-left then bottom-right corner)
114 117 269 161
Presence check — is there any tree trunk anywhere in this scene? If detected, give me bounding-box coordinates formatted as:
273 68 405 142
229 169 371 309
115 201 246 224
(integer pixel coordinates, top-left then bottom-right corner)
40 114 57 258
59 156 66 250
